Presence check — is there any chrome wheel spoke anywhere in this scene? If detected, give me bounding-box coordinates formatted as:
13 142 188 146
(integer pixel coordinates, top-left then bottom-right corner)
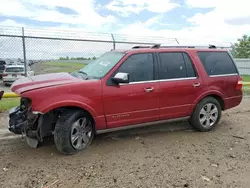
76 136 83 149
71 117 92 150
206 104 212 112
84 124 92 133
79 118 87 127
71 134 79 144
200 116 206 125
200 108 206 115
210 108 218 115
82 134 90 144
206 119 210 126
210 115 217 123
199 103 218 127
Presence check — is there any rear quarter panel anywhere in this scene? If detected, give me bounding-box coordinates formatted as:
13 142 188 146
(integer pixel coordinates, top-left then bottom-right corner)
189 50 242 110
188 50 227 109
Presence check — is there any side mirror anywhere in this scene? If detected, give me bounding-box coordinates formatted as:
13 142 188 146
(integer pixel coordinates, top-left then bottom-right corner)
112 72 129 84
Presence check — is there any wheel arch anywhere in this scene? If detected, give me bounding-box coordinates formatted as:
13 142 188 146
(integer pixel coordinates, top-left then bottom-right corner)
37 105 96 142
192 92 225 112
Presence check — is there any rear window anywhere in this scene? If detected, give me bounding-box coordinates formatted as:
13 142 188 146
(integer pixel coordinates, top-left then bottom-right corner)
5 67 24 72
0 61 6 65
197 52 238 76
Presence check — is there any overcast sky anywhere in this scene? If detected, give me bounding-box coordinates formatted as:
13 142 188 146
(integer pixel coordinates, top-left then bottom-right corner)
1 0 250 42
0 0 249 59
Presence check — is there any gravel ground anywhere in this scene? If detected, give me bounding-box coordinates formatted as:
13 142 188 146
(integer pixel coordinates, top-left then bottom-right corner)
0 98 250 188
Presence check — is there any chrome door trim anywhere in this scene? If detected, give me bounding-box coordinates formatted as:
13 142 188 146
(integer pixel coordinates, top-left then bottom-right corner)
96 116 190 134
120 77 197 85
209 73 238 78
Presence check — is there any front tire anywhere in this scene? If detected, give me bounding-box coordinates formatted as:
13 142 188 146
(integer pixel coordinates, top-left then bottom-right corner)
54 110 94 155
189 97 221 132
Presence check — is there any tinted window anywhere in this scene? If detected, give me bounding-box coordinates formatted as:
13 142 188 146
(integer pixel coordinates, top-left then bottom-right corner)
183 53 196 77
118 53 154 82
198 52 237 76
159 52 197 79
5 67 24 72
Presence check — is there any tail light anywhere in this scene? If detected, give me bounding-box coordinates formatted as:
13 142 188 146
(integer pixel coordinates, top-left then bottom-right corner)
2 74 7 77
236 76 243 90
21 74 25 76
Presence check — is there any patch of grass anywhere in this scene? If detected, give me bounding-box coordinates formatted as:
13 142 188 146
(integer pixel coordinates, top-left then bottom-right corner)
242 75 250 82
243 86 250 95
39 61 86 74
0 98 20 112
43 62 85 68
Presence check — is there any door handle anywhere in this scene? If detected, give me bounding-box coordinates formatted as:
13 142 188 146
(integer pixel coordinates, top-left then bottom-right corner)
144 87 154 92
193 83 200 87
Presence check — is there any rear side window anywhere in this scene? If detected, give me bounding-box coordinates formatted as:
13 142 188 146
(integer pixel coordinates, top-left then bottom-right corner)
198 52 237 76
158 52 196 79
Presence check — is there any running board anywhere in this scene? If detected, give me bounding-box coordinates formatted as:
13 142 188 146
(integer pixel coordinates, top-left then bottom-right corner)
96 116 190 134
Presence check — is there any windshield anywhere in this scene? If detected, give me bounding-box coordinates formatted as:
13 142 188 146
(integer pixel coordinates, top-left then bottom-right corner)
5 67 24 72
78 51 125 78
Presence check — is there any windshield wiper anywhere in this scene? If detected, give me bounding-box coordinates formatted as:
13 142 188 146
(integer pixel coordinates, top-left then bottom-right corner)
78 71 88 75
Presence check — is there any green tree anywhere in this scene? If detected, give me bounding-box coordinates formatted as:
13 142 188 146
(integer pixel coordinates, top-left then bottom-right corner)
234 35 250 58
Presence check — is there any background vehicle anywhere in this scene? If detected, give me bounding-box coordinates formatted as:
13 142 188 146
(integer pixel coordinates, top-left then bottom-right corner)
2 65 34 86
6 45 243 155
0 59 6 79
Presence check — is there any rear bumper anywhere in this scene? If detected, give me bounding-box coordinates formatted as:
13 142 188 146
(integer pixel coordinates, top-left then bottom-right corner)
224 95 243 110
3 78 18 82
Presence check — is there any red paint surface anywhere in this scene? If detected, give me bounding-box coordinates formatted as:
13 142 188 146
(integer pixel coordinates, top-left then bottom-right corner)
11 48 243 131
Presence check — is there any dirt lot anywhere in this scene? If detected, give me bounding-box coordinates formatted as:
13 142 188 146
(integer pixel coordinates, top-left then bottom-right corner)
0 98 250 188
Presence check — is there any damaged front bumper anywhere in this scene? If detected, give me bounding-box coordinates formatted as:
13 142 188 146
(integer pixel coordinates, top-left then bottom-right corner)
8 106 27 134
8 100 41 148
8 97 55 148
8 98 39 137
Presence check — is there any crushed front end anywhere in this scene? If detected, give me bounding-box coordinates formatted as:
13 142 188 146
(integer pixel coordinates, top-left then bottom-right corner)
8 97 40 146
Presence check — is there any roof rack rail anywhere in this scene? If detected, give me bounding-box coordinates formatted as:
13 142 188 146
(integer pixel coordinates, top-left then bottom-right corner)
132 45 151 49
160 45 221 49
208 44 216 49
160 45 196 48
132 44 161 49
132 44 224 49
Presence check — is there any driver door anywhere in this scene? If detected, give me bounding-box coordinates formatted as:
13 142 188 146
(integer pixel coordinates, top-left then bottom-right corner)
102 53 159 128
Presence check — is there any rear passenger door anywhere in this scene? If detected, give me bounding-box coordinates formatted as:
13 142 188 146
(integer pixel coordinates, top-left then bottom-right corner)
157 52 203 120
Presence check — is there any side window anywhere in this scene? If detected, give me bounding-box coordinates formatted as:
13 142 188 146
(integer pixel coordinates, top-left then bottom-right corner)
158 52 186 79
183 53 196 77
198 52 238 76
118 53 154 82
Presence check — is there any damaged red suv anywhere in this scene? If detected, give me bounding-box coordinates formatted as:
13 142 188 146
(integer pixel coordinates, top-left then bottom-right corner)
7 45 243 154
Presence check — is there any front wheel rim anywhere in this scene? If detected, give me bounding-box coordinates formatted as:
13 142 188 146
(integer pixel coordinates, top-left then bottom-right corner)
199 103 218 128
70 117 92 150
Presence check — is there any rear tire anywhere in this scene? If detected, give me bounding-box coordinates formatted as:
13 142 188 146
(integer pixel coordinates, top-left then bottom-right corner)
54 110 94 155
189 97 221 132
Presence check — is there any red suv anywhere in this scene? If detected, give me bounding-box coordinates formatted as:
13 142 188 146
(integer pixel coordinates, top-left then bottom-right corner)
7 45 243 154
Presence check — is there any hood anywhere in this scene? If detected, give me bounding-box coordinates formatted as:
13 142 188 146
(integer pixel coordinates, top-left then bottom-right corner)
11 72 80 94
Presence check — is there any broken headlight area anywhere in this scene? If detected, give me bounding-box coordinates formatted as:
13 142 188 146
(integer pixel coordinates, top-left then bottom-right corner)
8 97 38 135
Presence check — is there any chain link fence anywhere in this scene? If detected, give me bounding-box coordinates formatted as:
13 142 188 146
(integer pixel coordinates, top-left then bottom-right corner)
0 25 249 77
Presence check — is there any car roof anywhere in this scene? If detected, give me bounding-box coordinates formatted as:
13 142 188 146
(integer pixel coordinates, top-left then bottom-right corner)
112 45 229 54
